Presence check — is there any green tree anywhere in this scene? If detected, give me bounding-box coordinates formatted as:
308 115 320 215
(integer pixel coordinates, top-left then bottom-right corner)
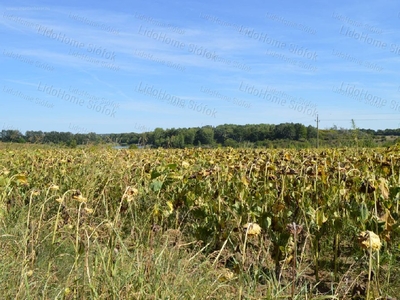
25 131 44 143
275 123 296 140
224 138 238 147
307 125 317 139
153 127 165 147
171 133 185 148
294 123 307 140
183 128 196 146
194 126 214 145
1 130 25 142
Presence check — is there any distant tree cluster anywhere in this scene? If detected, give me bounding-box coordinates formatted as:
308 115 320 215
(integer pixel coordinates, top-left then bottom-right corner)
0 130 101 147
1 123 399 148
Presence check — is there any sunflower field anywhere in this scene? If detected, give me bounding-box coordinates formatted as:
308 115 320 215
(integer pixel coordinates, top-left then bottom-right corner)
1 144 400 299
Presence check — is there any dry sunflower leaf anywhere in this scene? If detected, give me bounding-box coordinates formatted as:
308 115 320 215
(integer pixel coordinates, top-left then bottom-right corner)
15 174 28 185
378 177 389 199
166 201 174 212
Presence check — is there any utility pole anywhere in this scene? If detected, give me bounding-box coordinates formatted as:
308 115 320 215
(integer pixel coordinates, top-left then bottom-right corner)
315 114 320 148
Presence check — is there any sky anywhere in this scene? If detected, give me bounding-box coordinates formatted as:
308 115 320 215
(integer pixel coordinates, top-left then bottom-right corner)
1 0 400 134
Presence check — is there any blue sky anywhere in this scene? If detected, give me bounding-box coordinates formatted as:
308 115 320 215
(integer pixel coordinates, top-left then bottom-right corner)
1 0 400 134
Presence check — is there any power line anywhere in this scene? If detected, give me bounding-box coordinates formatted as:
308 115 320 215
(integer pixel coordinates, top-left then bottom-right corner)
322 118 400 121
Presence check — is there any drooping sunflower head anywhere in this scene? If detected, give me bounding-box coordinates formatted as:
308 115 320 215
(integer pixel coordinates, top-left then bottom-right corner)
357 230 381 251
243 222 261 236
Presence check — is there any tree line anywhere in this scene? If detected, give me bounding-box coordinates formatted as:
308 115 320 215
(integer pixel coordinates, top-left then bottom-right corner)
1 123 399 148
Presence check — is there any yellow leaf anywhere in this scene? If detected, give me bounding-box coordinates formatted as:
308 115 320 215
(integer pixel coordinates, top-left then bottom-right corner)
241 176 249 187
167 173 183 180
380 209 395 232
16 174 28 185
166 201 174 212
382 166 391 175
378 177 389 199
284 254 293 264
316 210 328 227
153 204 160 217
